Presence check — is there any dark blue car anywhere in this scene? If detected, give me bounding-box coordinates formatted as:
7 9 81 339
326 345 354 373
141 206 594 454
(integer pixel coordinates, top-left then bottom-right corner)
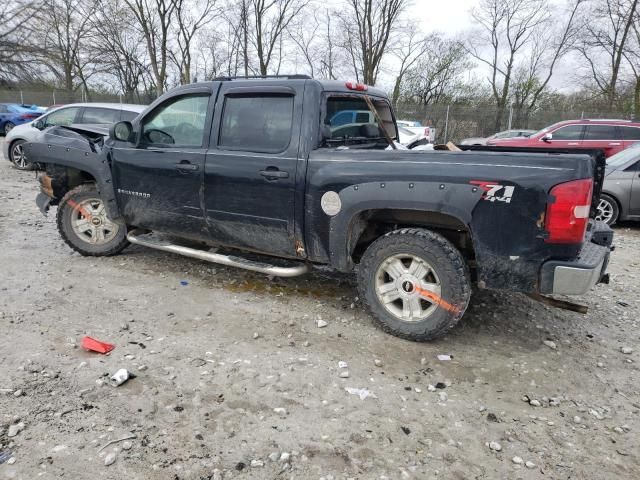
0 103 44 135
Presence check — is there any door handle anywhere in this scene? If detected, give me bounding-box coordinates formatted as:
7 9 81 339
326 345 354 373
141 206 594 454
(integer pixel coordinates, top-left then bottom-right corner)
260 168 289 179
175 161 199 171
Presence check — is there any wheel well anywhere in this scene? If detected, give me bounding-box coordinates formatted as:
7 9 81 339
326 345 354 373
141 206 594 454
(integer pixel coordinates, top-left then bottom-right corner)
600 191 621 211
44 164 97 205
348 209 475 264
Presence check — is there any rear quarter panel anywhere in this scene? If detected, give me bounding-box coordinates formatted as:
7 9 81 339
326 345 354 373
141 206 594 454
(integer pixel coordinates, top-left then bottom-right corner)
305 149 594 292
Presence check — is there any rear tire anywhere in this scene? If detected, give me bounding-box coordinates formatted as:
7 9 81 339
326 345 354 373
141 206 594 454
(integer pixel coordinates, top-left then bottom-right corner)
596 194 619 225
357 228 471 341
56 184 129 256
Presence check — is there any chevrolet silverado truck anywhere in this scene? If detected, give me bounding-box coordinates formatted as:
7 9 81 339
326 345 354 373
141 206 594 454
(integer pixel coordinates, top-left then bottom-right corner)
26 75 613 341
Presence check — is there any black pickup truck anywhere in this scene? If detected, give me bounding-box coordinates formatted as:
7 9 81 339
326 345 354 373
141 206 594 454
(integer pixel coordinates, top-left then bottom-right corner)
27 75 613 341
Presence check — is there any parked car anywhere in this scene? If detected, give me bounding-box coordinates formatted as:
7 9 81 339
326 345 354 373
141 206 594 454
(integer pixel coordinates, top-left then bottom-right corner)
4 102 145 170
488 119 640 157
0 103 44 135
460 129 536 146
25 76 612 342
397 126 426 145
596 144 640 225
397 120 435 143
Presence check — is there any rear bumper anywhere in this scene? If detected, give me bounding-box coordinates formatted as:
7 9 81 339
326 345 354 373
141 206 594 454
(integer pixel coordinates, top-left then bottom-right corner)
539 222 612 295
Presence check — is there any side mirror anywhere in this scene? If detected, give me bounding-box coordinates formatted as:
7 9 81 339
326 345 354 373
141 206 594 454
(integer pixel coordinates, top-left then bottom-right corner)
33 119 44 130
542 133 553 142
110 121 134 142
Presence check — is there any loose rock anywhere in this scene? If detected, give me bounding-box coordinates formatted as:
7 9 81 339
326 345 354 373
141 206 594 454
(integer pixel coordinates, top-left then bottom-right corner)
489 441 502 452
543 340 557 350
512 456 523 465
7 422 24 438
104 452 117 466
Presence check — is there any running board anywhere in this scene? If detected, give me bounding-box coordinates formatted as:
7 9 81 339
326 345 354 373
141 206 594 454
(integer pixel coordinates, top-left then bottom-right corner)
126 229 311 277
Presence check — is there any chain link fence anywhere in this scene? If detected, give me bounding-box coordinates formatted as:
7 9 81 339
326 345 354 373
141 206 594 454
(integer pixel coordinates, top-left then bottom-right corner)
1 87 633 144
395 103 635 143
0 88 126 106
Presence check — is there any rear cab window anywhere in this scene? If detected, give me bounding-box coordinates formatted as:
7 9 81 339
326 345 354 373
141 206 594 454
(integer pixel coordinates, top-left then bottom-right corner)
322 95 396 148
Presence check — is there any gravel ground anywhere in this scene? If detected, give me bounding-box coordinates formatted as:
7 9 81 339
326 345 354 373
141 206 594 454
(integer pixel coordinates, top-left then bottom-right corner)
1 137 639 480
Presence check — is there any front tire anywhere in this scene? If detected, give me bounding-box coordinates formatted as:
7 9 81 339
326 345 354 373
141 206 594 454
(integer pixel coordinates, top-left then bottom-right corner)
357 228 471 341
9 140 33 170
56 184 129 256
596 194 619 225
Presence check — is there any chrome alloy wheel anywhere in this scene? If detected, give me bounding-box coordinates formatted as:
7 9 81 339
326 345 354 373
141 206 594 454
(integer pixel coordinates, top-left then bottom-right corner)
70 198 120 245
374 253 442 322
11 143 28 168
595 198 614 224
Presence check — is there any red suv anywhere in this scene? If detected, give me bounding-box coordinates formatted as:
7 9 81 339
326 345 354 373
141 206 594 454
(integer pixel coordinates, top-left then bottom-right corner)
487 119 640 157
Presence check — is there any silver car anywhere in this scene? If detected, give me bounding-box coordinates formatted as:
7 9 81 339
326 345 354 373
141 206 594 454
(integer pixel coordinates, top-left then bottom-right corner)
4 102 145 170
597 144 640 225
460 129 536 146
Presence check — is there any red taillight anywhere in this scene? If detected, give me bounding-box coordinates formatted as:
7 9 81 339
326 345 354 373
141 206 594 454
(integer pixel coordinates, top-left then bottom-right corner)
345 81 368 91
545 178 593 244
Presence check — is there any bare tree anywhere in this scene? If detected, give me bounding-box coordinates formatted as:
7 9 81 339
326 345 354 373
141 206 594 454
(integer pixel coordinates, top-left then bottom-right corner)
124 0 177 96
625 9 640 115
340 0 409 85
510 0 584 126
390 24 431 107
31 0 97 95
172 0 218 83
250 0 308 75
0 0 41 81
466 0 550 130
92 0 150 101
400 36 471 106
577 0 639 109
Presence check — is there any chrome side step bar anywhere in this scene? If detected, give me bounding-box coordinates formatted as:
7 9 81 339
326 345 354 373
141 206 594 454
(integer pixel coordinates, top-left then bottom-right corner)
126 229 311 277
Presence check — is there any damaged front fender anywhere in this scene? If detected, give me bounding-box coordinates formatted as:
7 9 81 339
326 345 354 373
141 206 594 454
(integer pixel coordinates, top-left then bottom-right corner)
24 125 122 220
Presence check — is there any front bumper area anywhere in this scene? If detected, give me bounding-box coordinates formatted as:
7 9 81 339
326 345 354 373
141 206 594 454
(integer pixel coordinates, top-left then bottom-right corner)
539 222 612 295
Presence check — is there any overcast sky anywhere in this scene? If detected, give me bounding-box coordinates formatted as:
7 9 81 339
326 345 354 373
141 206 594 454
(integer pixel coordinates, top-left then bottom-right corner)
412 0 477 35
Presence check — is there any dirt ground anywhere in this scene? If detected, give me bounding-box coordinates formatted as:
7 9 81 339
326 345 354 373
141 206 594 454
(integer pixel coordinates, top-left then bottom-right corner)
1 137 639 480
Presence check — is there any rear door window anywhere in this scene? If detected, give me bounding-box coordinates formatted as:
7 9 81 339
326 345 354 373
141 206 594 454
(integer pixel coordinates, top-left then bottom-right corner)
583 125 619 140
219 95 294 153
551 125 584 140
621 126 640 141
80 107 121 124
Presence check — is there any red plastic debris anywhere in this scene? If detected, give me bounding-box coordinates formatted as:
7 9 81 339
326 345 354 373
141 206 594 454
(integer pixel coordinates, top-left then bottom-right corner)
81 336 115 354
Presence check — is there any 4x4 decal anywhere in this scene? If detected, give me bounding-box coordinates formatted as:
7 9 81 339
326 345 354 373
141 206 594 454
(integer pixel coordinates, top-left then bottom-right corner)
470 181 515 203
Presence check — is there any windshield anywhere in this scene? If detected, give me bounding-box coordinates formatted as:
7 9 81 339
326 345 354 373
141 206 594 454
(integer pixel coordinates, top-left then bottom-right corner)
606 145 640 167
531 121 567 137
323 95 396 148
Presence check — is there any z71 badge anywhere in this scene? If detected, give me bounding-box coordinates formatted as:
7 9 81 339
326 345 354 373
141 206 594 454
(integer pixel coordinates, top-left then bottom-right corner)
470 181 515 203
